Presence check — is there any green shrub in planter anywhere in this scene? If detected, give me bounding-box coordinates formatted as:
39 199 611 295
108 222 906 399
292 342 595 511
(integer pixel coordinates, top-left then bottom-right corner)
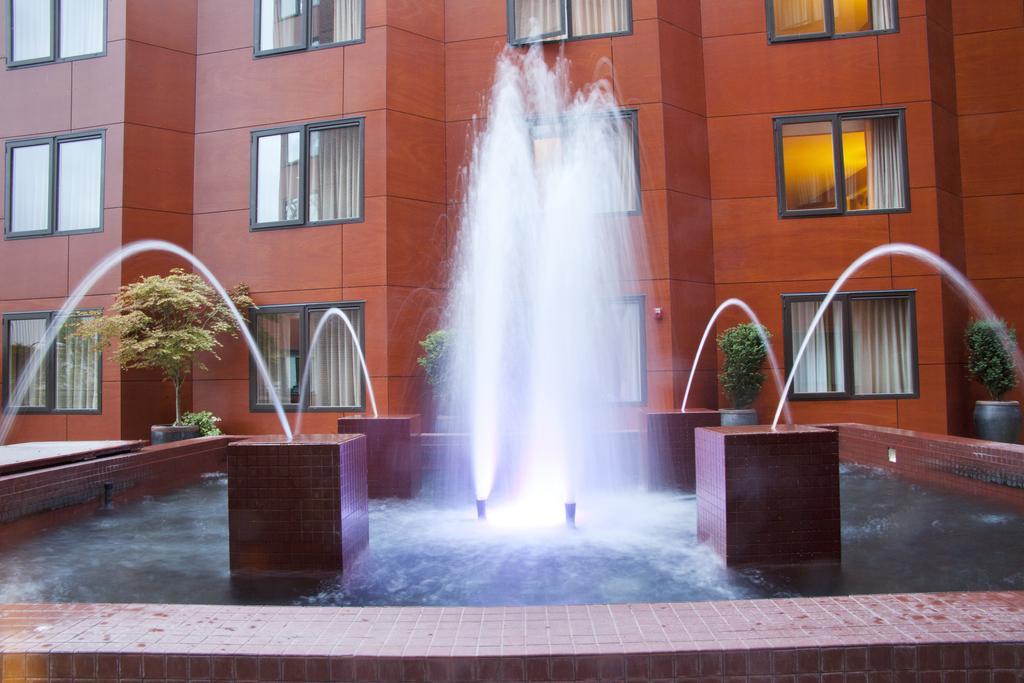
966 319 1018 400
417 329 454 405
180 410 223 437
717 323 771 410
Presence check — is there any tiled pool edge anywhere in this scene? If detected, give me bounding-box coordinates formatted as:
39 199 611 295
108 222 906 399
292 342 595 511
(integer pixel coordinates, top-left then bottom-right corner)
1 592 1022 682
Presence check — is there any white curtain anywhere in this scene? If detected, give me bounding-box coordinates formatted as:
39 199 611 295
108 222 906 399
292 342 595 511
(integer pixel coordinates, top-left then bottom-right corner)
611 113 638 213
309 125 360 222
308 309 362 408
57 137 103 232
60 0 104 58
55 317 100 410
851 298 912 395
311 0 361 45
610 300 643 402
12 0 52 62
260 0 303 51
790 300 845 394
865 116 905 211
10 144 51 234
871 0 896 30
571 0 628 37
256 312 298 405
773 0 825 35
515 0 565 41
256 133 301 224
8 318 48 408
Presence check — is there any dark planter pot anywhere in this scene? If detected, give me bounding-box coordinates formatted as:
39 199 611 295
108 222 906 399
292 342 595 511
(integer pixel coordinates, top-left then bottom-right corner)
720 409 758 427
151 424 201 445
973 401 1021 444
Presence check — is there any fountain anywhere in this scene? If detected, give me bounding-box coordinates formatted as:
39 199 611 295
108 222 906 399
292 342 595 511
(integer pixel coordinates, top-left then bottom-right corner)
445 46 646 523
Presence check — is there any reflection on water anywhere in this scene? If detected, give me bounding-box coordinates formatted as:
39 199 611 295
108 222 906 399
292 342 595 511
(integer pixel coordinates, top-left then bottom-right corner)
1 465 1022 606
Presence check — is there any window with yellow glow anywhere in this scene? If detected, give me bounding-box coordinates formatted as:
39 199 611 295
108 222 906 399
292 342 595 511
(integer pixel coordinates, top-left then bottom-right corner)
769 0 897 41
775 110 908 216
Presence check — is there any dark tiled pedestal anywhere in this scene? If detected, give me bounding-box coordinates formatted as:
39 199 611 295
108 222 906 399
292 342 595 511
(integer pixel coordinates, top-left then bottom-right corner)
337 415 421 498
227 434 368 575
647 410 720 491
695 425 840 567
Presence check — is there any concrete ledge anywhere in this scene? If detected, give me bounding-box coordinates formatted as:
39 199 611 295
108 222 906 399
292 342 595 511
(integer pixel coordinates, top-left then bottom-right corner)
696 425 840 567
228 434 368 575
0 592 1021 681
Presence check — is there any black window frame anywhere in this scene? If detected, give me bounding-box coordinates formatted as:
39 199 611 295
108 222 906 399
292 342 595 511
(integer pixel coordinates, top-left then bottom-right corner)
765 0 900 43
610 294 648 406
4 129 106 239
773 108 910 219
528 108 642 216
782 289 920 401
5 0 108 69
249 117 365 231
248 300 367 413
507 0 634 46
252 0 366 58
1 309 103 415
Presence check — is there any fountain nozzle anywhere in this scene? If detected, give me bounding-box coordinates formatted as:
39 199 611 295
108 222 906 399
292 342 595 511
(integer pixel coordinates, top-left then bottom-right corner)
565 502 576 528
476 499 487 521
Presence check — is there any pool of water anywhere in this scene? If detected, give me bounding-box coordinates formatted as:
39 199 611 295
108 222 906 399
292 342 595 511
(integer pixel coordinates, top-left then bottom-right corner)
1 465 1022 606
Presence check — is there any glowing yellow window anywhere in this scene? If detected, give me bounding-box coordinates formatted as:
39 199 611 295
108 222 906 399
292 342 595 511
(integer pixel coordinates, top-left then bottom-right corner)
770 0 897 39
780 121 838 212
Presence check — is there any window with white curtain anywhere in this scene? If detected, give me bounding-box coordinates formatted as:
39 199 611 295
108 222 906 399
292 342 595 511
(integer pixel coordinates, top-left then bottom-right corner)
250 302 365 411
768 0 897 41
530 109 640 214
775 109 908 217
2 310 101 413
609 296 646 404
7 0 106 66
509 0 631 44
783 291 917 399
256 0 363 55
5 131 104 238
251 119 363 229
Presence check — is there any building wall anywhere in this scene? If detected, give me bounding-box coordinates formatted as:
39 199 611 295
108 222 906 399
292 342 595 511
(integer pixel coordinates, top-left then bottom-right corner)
702 0 976 435
952 0 1024 433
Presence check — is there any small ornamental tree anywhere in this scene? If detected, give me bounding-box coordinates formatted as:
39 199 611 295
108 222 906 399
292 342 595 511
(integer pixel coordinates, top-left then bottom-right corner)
78 269 253 426
966 319 1018 401
417 329 454 407
717 323 771 410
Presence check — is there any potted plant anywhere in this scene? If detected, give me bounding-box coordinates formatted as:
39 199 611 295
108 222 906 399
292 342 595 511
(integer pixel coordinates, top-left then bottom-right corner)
180 410 224 437
966 319 1020 443
78 269 252 444
717 323 771 427
417 329 454 432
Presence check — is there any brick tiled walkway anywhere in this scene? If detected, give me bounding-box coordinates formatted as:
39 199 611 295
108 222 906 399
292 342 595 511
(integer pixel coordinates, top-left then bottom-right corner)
0 592 1022 681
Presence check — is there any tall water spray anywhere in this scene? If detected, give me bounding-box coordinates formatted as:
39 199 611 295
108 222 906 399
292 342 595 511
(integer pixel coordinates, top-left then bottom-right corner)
446 47 644 522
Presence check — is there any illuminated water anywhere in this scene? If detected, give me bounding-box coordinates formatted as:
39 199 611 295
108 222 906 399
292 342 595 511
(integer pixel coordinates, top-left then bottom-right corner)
2 465 1022 606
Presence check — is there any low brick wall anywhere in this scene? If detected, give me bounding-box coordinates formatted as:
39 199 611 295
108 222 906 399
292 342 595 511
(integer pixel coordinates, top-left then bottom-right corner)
0 592 1021 682
0 436 234 525
834 423 1024 510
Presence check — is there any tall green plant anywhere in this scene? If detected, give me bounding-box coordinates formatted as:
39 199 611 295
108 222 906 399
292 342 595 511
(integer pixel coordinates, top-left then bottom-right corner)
966 319 1018 401
78 269 253 425
417 329 453 406
717 323 771 410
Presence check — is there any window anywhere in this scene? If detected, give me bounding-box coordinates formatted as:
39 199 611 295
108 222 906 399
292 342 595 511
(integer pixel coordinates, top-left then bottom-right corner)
255 0 364 55
530 109 640 214
783 290 918 400
509 0 632 44
251 119 363 229
609 296 646 404
2 311 101 413
6 0 106 67
774 110 908 217
5 131 105 238
250 302 365 411
767 0 898 42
